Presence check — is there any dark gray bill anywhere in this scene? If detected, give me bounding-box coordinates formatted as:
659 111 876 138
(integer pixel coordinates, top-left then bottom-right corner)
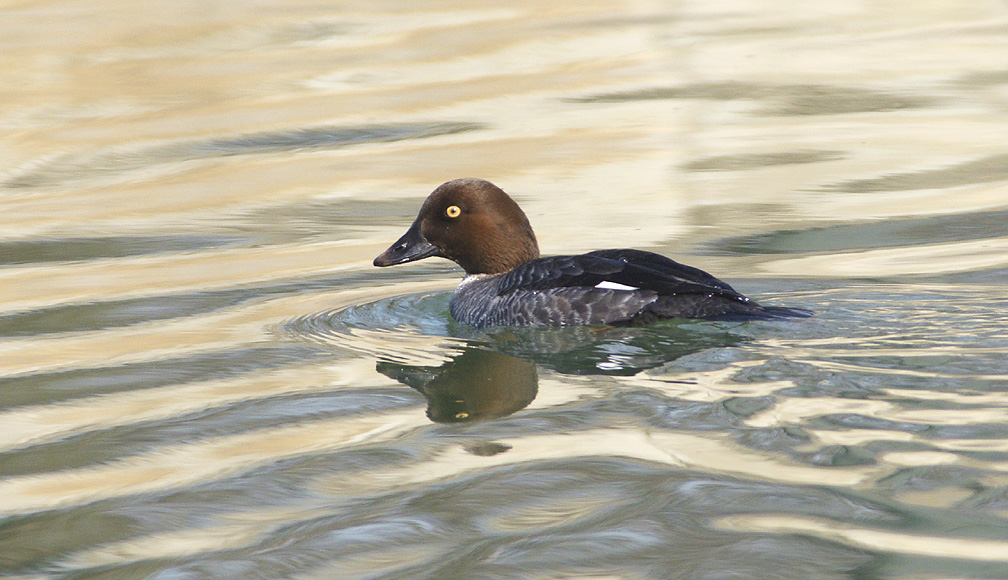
374 221 441 266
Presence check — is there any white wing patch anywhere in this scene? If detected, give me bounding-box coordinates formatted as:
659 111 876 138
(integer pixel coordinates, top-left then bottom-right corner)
594 280 639 291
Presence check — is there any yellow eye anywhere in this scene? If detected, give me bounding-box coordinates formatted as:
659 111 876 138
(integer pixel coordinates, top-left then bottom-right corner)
445 205 461 218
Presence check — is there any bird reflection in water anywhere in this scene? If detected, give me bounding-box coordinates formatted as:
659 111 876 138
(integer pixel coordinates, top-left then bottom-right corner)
378 323 744 423
378 347 537 423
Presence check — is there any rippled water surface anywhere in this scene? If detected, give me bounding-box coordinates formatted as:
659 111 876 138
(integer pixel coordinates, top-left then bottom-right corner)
3 1 1008 579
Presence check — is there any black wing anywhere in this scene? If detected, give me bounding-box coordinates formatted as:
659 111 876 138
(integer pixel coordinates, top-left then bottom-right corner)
495 249 746 301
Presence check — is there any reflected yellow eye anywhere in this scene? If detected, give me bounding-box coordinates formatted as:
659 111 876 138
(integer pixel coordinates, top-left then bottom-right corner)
445 205 461 218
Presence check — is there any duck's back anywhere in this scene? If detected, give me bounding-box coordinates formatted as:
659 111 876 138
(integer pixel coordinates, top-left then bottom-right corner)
449 250 809 327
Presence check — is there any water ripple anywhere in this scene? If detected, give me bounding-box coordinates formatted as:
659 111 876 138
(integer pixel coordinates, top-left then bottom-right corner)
3 122 483 189
284 292 466 366
284 291 753 376
572 82 935 115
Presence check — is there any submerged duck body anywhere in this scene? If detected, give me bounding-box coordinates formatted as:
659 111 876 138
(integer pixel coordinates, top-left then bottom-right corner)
374 178 809 328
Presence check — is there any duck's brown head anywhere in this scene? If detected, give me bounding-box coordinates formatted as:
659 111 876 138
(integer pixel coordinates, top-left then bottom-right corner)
374 178 540 275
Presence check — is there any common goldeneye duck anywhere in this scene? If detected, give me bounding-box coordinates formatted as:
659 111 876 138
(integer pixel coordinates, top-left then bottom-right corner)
374 178 810 327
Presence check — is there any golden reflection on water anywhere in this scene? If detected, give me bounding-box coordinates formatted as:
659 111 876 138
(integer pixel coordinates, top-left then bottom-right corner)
629 362 796 402
764 237 1008 277
57 506 319 569
2 0 1008 577
309 428 879 496
715 515 1008 562
0 410 428 517
0 360 378 452
0 241 373 312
